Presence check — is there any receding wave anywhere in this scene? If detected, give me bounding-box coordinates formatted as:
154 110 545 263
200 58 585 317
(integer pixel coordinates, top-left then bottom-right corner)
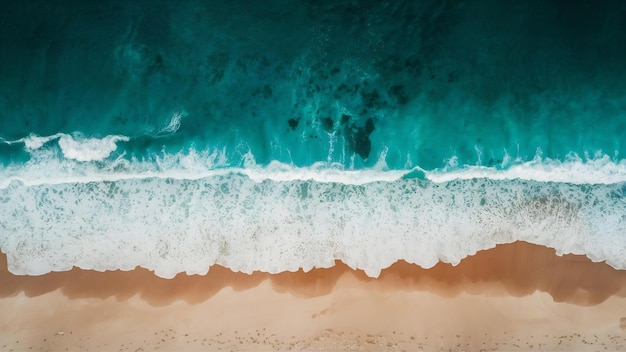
2 133 626 278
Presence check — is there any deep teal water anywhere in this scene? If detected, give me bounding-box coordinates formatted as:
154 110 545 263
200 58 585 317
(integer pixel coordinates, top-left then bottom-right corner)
2 0 626 169
1 1 625 276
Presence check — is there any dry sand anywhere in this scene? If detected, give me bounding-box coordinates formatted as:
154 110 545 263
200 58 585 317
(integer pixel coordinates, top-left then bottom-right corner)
1 241 626 351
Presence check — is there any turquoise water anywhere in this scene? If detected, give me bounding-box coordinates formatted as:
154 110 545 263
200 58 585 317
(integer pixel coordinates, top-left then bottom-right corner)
1 0 625 277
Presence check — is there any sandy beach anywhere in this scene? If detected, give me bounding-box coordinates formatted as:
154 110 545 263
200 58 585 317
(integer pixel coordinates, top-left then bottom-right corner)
1 241 625 351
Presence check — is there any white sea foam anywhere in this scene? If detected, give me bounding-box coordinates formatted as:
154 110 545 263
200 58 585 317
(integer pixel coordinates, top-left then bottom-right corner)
22 133 64 150
2 135 626 278
428 152 626 185
2 142 626 189
158 111 184 134
2 133 64 150
1 138 626 277
0 173 624 278
4 133 130 161
57 134 129 161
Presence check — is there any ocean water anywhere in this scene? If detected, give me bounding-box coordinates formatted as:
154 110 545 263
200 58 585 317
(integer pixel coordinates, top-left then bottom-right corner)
1 0 625 278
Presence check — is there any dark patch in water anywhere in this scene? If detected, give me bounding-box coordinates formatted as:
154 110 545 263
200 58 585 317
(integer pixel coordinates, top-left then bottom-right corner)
320 117 333 132
361 89 381 109
447 70 458 83
364 117 375 135
404 55 422 76
203 52 229 84
287 117 300 130
353 128 371 159
345 117 377 159
388 85 408 105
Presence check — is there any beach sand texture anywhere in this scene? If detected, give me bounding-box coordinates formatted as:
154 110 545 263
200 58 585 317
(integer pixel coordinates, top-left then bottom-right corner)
1 241 626 351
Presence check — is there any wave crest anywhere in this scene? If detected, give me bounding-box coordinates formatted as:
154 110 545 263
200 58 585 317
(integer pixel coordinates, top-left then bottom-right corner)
4 133 129 162
1 140 626 188
57 134 130 162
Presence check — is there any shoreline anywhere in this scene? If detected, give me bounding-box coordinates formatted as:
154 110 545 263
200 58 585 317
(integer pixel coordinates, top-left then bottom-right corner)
1 241 626 350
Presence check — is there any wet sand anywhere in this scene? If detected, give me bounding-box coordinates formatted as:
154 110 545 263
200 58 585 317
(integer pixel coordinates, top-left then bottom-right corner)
1 241 625 351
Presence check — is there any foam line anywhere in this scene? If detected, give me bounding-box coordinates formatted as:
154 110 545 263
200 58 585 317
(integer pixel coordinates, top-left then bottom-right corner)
2 147 626 189
426 154 626 185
